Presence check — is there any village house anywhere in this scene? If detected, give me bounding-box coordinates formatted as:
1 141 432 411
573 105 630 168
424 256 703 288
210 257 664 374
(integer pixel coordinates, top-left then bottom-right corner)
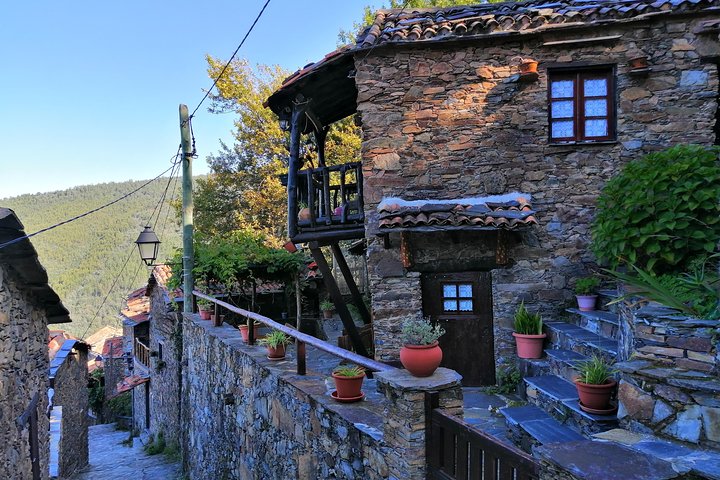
0 208 72 480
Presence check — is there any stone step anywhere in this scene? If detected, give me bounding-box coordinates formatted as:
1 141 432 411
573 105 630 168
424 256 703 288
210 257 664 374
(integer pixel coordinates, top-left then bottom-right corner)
566 308 620 340
545 348 587 383
546 321 618 360
500 404 584 452
524 375 618 435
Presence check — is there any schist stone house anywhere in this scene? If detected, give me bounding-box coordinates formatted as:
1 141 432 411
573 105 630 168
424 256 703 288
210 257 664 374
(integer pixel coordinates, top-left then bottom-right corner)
266 0 720 386
0 208 71 480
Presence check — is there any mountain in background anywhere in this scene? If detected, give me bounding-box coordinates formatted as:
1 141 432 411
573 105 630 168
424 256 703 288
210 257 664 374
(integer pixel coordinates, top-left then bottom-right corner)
2 178 183 338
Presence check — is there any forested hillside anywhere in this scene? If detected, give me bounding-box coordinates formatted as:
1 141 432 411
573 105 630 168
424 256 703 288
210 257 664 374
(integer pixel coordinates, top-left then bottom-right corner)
2 178 183 338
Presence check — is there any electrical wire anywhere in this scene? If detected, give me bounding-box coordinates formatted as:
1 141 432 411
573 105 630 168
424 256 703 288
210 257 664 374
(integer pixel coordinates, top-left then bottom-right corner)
186 0 272 123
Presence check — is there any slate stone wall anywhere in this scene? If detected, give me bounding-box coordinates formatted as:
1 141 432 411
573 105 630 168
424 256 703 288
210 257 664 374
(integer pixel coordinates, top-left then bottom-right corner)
146 286 182 448
354 17 719 362
54 347 89 477
0 263 50 480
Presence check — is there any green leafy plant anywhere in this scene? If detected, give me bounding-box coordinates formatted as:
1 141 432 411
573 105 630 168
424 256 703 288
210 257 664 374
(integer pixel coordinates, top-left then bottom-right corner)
400 314 445 345
197 298 212 309
486 364 521 395
320 299 334 311
333 364 365 377
575 277 600 295
259 329 291 348
575 355 616 385
513 302 543 335
592 144 720 275
145 431 166 456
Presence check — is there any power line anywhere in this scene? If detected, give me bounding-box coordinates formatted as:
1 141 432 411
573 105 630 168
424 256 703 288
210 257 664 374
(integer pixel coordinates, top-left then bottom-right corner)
186 0 272 123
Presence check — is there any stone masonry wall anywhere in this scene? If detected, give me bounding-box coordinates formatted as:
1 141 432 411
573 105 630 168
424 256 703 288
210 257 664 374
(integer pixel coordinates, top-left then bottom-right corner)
54 347 89 477
617 304 720 449
355 17 719 362
0 263 50 480
147 286 181 448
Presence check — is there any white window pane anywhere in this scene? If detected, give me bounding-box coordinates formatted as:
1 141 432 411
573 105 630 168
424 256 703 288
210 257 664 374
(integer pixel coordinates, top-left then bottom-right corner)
551 80 574 99
443 285 456 298
459 300 473 311
443 300 458 312
585 119 608 137
551 120 574 138
584 79 607 97
585 99 607 117
458 284 472 298
551 101 574 119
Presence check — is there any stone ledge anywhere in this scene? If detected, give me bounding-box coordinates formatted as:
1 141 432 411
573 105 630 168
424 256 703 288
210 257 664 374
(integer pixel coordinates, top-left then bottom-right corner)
375 367 462 392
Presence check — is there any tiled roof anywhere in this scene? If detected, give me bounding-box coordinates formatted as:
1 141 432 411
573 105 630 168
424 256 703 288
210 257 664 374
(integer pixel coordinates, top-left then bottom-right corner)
377 195 537 231
120 287 150 325
102 336 125 358
84 325 123 354
357 0 720 48
115 374 149 396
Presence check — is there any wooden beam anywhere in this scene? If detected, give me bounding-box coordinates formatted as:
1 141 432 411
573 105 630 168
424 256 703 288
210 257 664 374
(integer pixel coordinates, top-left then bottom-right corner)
287 102 308 239
496 230 509 265
400 232 413 268
543 35 621 47
291 227 365 244
330 243 371 325
309 245 370 359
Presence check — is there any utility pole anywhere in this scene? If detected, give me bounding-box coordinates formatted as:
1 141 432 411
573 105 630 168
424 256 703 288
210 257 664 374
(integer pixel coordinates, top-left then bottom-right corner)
179 104 194 313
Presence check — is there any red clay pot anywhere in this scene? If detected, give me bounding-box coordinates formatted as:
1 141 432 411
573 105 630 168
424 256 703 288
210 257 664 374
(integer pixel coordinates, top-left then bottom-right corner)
512 332 547 359
322 309 334 320
400 342 443 377
332 372 365 398
628 56 649 69
575 379 617 410
239 323 264 343
266 344 286 359
199 309 211 320
519 60 538 74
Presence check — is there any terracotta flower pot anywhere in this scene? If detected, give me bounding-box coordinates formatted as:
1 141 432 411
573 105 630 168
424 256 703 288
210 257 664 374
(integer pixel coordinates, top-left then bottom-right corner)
575 379 617 410
322 309 334 319
512 332 546 359
283 241 297 253
400 342 443 377
576 295 598 311
239 323 264 343
199 309 211 320
519 60 538 74
332 372 365 399
266 344 286 360
298 207 311 222
211 314 225 327
628 56 648 69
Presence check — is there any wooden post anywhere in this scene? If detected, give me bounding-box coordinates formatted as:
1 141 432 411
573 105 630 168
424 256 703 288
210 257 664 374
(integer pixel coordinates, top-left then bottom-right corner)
287 102 307 239
330 243 370 324
179 104 194 313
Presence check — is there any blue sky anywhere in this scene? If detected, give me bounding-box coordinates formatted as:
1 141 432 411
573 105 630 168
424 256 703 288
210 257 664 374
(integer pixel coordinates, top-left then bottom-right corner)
0 1 379 199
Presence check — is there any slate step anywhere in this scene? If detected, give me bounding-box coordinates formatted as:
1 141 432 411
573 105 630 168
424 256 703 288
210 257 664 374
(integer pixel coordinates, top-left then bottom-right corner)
524 375 618 435
597 288 621 313
545 348 587 383
567 308 620 340
546 321 618 360
500 404 584 453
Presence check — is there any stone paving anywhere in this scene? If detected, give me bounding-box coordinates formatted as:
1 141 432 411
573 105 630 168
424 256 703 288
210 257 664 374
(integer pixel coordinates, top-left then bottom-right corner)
73 424 181 480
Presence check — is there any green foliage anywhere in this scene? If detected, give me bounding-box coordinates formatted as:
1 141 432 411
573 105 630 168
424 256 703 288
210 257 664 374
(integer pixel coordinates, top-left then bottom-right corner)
107 391 132 418
320 299 334 311
592 145 720 275
2 179 182 337
145 431 166 456
486 364 522 395
513 302 543 335
196 298 213 309
401 314 445 345
259 329 291 348
88 369 105 415
575 355 615 385
606 255 720 319
333 364 365 377
575 277 600 295
168 229 306 291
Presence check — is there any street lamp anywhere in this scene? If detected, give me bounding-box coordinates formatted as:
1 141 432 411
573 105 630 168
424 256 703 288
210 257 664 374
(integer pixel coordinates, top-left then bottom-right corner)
135 226 161 266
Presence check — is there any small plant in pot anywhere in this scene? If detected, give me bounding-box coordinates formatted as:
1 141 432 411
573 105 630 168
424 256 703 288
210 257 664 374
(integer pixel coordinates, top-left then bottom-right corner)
297 201 311 222
331 364 365 402
238 320 264 343
399 314 445 377
574 355 617 414
197 298 212 320
320 299 334 319
259 329 291 360
512 302 545 359
575 277 600 311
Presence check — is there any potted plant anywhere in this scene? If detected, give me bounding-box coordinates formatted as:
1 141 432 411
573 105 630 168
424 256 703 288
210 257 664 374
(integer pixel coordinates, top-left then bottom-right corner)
399 314 445 377
512 302 545 359
298 202 311 222
320 299 334 319
238 319 264 343
575 277 600 311
574 355 617 414
259 329 291 360
331 364 365 402
197 298 212 320
519 58 538 74
210 313 225 327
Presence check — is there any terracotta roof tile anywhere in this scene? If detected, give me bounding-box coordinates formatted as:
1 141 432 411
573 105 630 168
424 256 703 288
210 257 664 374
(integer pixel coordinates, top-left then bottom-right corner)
357 0 719 48
115 374 149 396
120 287 150 324
102 336 125 358
378 195 537 231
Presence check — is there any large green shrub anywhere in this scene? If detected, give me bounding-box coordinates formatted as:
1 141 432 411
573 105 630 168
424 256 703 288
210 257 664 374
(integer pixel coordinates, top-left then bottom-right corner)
592 145 720 275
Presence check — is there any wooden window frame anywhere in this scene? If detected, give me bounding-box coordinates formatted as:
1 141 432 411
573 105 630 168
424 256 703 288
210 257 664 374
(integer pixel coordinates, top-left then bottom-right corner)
548 67 616 144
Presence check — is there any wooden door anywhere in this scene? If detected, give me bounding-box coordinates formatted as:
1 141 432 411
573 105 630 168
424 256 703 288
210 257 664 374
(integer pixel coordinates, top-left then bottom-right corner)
422 272 495 386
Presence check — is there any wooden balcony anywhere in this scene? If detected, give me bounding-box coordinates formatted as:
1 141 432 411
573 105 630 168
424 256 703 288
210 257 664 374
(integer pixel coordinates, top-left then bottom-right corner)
134 338 150 368
288 161 365 244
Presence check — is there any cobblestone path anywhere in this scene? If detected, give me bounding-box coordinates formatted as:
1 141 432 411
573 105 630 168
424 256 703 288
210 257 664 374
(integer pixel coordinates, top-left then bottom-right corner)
74 424 182 480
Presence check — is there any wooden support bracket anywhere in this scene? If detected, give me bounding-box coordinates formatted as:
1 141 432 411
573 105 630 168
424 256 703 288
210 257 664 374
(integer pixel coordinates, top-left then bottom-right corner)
330 243 371 325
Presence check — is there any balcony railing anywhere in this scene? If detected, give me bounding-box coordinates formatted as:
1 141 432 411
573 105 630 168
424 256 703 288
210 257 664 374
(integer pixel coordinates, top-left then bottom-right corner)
288 162 365 243
134 338 150 368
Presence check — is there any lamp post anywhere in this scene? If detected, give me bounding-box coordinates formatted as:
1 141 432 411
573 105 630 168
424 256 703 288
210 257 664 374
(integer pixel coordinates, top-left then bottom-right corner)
135 226 161 266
